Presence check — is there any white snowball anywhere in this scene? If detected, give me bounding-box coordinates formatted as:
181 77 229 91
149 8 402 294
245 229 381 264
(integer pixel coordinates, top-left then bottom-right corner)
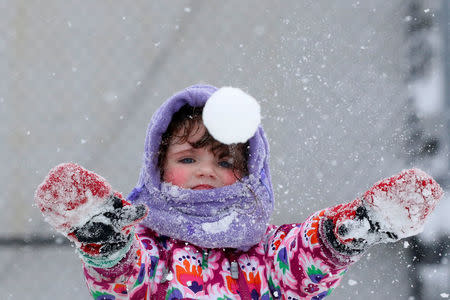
203 87 261 144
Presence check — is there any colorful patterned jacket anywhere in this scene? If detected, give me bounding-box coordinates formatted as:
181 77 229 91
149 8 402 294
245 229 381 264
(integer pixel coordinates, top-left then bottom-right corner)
82 206 359 300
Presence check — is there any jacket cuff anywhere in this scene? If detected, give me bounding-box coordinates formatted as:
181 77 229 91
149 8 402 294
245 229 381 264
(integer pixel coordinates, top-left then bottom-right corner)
77 230 135 268
318 217 364 267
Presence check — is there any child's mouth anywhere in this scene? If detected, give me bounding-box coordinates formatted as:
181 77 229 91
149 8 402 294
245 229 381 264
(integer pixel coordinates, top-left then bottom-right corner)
193 184 214 190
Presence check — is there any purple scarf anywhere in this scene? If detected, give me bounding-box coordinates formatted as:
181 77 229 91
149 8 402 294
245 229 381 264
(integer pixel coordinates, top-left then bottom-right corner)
128 84 274 249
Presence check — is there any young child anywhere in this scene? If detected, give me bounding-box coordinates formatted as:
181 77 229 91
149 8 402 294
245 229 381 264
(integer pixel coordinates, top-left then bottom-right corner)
35 84 443 300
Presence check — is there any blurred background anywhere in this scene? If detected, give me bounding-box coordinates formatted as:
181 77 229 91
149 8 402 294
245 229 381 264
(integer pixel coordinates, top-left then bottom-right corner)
1 0 448 299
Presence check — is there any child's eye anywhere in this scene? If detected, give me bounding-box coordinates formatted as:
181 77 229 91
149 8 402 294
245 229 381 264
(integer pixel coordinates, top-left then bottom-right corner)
218 161 233 168
179 158 195 164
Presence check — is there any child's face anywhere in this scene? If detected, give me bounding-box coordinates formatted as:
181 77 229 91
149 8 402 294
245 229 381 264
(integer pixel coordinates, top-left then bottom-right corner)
162 124 239 190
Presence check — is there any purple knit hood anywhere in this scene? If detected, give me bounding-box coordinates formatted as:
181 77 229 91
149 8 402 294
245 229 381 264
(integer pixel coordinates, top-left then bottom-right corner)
128 84 274 250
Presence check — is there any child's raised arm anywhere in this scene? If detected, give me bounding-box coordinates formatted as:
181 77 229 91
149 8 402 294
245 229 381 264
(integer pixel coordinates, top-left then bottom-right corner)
34 163 148 267
264 168 443 298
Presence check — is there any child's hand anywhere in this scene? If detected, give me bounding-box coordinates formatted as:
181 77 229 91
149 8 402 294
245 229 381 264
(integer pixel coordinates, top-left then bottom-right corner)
361 168 442 240
326 169 443 251
35 163 148 257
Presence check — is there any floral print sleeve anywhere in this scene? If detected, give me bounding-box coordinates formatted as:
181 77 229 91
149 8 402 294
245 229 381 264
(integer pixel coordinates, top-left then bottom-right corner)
264 208 359 300
81 229 165 300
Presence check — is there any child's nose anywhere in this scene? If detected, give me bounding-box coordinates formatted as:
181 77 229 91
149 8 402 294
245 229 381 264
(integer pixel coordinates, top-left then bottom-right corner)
196 162 216 178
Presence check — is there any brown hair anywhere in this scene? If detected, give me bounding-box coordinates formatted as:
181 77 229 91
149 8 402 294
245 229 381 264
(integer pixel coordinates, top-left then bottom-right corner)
158 104 249 180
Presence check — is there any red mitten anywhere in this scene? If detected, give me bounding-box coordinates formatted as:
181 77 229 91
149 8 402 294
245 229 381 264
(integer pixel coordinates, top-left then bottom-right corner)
360 168 442 239
35 163 148 257
324 169 443 253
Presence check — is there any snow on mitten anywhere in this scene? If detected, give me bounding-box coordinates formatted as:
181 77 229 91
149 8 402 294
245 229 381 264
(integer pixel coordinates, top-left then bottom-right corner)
35 163 148 258
322 169 443 255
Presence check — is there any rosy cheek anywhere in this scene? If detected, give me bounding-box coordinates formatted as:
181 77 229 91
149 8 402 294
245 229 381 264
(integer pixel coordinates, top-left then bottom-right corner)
222 170 239 186
164 167 189 188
